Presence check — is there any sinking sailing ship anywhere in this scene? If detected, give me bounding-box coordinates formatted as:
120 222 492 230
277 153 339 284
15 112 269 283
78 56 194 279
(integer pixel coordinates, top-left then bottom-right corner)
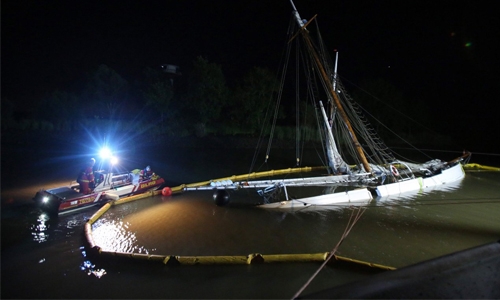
185 0 470 208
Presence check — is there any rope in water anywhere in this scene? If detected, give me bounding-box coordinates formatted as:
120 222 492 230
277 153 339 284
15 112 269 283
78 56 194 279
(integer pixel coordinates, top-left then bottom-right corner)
292 206 367 299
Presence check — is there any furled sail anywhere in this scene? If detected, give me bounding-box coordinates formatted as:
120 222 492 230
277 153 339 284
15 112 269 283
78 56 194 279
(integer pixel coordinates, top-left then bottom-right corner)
319 101 349 174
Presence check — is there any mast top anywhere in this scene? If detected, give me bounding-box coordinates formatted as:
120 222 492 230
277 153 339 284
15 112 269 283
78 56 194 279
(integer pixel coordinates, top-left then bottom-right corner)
289 0 306 27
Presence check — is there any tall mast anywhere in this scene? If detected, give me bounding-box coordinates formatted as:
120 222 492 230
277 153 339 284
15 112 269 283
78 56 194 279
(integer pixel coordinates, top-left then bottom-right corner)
289 0 372 172
333 51 338 92
330 51 338 120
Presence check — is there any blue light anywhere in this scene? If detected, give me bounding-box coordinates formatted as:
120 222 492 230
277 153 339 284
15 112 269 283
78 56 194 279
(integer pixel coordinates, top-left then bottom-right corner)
99 147 112 159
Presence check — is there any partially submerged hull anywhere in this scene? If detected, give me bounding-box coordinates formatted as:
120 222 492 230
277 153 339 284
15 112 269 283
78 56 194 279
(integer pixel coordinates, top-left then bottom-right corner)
179 158 467 210
255 162 465 209
257 188 373 209
376 163 465 198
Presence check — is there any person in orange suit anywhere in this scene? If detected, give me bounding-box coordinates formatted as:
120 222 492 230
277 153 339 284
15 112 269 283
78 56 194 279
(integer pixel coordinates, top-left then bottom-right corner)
77 158 96 194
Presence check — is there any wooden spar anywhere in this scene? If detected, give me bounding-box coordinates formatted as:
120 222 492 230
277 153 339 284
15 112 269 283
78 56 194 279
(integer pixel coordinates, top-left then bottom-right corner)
288 14 317 43
291 9 372 173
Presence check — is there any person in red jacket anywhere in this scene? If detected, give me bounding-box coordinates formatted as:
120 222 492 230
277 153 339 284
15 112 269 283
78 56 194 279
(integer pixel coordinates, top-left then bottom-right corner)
77 158 96 194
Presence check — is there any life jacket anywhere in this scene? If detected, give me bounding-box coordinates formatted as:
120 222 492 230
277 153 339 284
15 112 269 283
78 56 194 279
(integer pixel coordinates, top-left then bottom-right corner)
77 169 85 183
77 167 94 183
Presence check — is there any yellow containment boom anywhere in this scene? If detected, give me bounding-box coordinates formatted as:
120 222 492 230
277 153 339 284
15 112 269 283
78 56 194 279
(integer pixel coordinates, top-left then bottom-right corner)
463 163 500 172
95 250 395 270
165 166 327 194
84 179 395 271
162 163 499 195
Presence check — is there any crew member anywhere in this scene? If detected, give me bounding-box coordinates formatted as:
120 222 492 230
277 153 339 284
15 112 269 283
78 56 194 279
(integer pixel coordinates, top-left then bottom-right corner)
77 158 96 194
140 165 153 181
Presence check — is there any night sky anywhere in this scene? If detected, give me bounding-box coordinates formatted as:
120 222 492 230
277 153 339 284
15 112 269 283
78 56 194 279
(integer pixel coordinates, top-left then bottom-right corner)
2 0 499 151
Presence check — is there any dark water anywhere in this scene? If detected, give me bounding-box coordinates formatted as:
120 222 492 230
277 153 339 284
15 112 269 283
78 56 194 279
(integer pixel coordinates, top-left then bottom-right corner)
2 140 500 299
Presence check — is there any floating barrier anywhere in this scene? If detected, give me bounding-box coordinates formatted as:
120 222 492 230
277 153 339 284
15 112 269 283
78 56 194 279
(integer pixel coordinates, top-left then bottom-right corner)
87 202 112 224
463 163 500 172
93 245 395 269
84 181 395 270
165 166 327 194
162 164 499 195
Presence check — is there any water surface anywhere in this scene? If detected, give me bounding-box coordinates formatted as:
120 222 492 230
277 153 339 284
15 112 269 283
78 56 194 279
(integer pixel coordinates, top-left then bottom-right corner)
2 145 499 299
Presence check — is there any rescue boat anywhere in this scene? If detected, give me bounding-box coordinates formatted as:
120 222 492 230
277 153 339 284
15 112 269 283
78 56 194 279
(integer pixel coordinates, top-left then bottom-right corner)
33 170 165 215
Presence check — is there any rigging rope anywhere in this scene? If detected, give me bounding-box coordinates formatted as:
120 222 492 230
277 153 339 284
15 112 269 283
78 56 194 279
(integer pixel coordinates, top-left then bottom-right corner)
291 206 367 299
336 79 396 166
248 17 295 175
338 75 469 162
295 36 301 166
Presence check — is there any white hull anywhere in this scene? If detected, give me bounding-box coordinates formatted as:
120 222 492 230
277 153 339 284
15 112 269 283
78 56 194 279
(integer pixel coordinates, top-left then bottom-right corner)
258 188 373 209
257 163 465 209
375 163 465 197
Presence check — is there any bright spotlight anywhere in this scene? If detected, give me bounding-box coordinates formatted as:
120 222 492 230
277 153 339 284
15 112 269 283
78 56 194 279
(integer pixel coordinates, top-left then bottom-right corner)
110 156 119 165
99 147 112 159
42 196 49 203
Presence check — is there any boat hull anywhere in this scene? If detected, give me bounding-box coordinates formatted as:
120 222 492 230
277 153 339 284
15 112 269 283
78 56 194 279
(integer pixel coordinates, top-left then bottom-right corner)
375 163 465 197
257 188 373 209
34 177 165 215
256 164 465 209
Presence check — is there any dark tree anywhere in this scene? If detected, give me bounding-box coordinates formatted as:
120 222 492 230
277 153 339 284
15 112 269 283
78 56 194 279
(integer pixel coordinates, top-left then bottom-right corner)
230 67 280 134
37 89 81 130
83 64 129 119
351 78 430 142
183 56 229 135
141 67 176 131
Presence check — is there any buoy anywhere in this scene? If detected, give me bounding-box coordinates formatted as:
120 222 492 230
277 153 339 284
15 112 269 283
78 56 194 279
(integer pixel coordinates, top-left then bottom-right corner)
162 187 172 196
213 190 230 206
390 165 399 176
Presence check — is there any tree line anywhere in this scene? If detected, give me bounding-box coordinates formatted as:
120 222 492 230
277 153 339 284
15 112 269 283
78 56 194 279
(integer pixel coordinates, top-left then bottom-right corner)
2 56 283 139
2 56 440 145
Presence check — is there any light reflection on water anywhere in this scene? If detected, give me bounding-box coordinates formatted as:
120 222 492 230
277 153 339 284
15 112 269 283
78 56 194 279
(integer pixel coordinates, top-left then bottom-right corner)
79 246 107 278
30 213 50 243
91 192 381 257
92 218 154 253
3 144 500 299
27 210 110 279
